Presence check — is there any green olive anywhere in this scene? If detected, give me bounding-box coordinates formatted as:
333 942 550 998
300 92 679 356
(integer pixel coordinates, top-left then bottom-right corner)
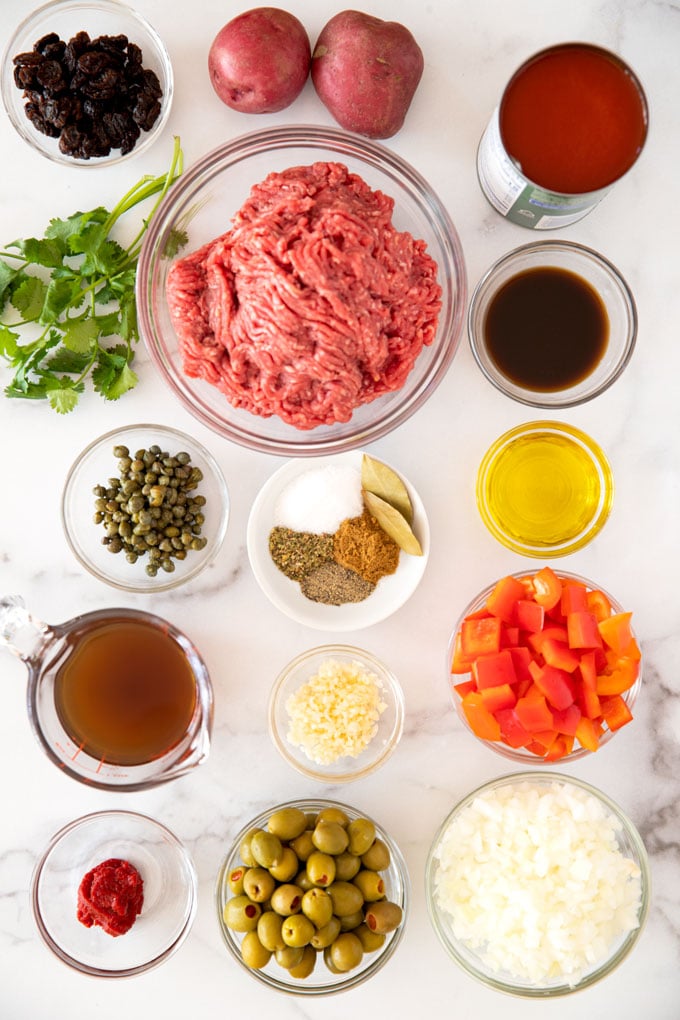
361 837 391 871
256 911 286 952
312 820 349 855
268 847 299 883
338 909 365 932
315 807 350 828
267 807 308 842
227 866 246 895
323 945 343 974
240 930 272 970
242 867 276 903
306 851 336 888
270 883 303 916
301 887 333 928
275 945 304 970
281 913 315 948
329 932 364 973
365 900 403 934
355 922 386 953
290 830 315 862
287 944 316 979
222 894 261 932
347 818 376 856
334 852 361 881
295 869 315 892
310 916 342 950
353 869 386 902
328 881 364 918
239 828 263 867
250 830 284 869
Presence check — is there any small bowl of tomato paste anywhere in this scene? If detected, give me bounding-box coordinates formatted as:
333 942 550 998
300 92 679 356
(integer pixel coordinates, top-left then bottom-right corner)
31 810 197 976
447 568 642 765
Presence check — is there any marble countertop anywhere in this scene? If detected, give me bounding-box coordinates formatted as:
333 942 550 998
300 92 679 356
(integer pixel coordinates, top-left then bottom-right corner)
1 0 679 1016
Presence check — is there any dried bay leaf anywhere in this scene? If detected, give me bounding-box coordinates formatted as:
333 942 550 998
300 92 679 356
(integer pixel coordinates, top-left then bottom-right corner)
363 490 423 556
361 453 413 524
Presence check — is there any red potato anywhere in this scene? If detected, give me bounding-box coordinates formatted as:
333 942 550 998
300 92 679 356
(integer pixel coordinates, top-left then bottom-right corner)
208 7 311 114
311 10 424 139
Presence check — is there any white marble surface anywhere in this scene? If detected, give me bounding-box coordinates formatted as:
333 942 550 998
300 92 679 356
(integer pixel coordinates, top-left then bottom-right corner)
1 0 679 1016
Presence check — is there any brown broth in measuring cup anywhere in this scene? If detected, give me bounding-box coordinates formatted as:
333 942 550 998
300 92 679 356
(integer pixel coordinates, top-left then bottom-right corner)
483 266 609 392
54 617 198 767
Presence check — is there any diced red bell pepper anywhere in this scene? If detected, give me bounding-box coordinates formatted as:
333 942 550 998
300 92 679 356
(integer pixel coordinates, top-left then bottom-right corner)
596 661 639 696
575 716 601 752
544 733 575 762
472 648 518 689
515 691 554 732
551 703 582 736
541 637 581 673
506 645 533 683
532 566 563 610
598 612 635 656
514 599 545 633
486 575 527 623
480 683 517 713
461 615 502 657
500 625 520 648
495 707 532 748
450 632 475 674
599 694 633 731
532 663 575 710
452 678 476 698
586 589 613 622
530 728 560 750
461 692 501 741
560 581 588 615
567 611 603 649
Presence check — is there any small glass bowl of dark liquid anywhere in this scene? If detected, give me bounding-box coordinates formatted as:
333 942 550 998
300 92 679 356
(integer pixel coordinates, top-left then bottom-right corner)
0 596 212 790
468 241 637 408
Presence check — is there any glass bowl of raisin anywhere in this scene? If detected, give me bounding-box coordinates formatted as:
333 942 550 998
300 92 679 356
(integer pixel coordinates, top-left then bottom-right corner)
1 0 173 166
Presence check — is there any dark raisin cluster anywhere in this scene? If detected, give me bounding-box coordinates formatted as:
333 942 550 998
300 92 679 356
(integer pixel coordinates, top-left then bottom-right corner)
12 31 163 159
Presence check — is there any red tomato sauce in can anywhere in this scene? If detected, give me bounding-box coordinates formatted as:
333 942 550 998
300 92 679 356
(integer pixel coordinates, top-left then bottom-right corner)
499 43 648 195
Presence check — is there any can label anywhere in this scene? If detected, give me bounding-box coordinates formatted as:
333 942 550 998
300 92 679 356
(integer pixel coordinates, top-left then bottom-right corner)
476 109 611 229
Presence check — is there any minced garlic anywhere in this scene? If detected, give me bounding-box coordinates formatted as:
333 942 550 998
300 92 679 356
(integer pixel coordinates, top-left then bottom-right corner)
285 658 387 765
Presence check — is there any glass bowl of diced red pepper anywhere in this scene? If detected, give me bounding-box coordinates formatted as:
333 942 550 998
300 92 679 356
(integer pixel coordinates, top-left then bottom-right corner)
447 567 641 763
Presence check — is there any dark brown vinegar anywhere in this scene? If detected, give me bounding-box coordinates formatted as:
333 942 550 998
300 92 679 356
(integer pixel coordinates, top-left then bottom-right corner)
53 618 197 767
484 267 609 391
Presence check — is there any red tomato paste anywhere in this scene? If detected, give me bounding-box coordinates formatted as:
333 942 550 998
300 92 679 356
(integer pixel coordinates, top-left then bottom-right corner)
499 44 648 194
77 858 144 937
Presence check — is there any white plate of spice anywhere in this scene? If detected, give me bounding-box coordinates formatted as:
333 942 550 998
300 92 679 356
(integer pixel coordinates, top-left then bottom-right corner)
246 451 430 630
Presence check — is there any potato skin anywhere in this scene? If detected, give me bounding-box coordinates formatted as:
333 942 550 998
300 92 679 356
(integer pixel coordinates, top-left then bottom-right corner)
311 11 424 139
208 7 311 114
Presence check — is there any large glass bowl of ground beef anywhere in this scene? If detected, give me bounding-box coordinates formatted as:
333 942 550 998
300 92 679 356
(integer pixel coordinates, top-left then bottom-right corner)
137 125 467 455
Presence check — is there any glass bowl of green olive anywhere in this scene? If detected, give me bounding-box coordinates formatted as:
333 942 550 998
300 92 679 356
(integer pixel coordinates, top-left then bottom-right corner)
61 423 229 592
215 798 410 994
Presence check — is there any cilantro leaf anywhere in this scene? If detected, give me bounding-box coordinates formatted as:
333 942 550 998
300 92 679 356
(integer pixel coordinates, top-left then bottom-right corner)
40 275 84 323
45 348 91 374
62 316 100 354
8 236 65 268
10 275 48 321
0 260 18 306
46 207 108 249
49 385 81 414
0 325 19 360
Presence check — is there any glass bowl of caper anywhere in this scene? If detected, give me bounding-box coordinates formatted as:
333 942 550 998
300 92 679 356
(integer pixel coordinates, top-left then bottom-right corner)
215 798 410 995
61 423 229 592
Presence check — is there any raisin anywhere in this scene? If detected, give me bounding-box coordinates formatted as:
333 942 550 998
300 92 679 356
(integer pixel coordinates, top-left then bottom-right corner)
25 101 60 138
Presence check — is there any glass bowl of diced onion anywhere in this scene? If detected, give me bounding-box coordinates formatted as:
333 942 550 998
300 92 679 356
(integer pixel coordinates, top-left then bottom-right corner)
268 644 405 783
425 771 650 996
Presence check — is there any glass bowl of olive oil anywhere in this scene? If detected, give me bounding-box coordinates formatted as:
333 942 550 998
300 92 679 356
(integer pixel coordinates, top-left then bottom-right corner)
468 241 637 408
476 421 613 557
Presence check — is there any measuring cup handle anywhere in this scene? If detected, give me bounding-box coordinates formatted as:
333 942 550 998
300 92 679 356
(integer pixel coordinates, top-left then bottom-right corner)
0 595 50 661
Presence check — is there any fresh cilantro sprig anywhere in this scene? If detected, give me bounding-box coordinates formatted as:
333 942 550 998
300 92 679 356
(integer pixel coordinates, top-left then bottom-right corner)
0 137 183 413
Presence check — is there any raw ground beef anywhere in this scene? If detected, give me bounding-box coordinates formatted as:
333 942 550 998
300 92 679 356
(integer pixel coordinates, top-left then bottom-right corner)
166 161 442 429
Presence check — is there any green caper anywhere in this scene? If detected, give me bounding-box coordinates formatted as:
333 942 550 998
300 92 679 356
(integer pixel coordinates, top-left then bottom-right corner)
240 930 272 970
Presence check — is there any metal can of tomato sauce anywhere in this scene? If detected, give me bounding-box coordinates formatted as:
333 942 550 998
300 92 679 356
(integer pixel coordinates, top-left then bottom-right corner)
477 43 648 229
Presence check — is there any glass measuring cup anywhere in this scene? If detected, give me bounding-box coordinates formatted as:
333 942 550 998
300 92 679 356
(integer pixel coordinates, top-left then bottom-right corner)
0 596 213 791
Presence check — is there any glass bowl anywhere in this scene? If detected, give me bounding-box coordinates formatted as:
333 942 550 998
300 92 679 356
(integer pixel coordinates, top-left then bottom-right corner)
247 450 430 630
268 645 405 783
1 0 173 167
136 124 467 456
31 810 198 976
426 772 650 996
61 423 229 592
215 798 410 995
468 241 637 407
476 420 613 557
447 569 641 764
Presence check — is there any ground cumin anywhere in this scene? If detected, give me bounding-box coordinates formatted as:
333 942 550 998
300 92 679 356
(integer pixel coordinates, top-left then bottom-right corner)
333 509 400 585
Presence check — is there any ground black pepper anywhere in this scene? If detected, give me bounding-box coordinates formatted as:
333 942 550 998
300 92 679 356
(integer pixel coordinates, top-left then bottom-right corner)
300 562 375 605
